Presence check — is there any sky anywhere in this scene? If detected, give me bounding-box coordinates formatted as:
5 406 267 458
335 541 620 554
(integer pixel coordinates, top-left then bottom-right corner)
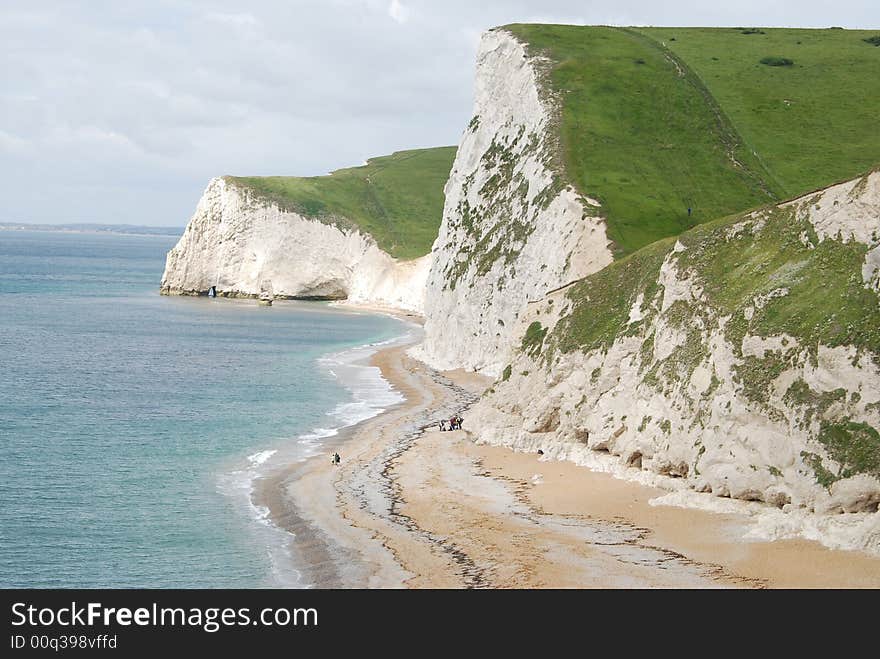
2 1 877 227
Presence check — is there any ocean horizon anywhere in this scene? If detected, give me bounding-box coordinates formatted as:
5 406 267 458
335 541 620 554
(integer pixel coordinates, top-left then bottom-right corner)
0 230 408 587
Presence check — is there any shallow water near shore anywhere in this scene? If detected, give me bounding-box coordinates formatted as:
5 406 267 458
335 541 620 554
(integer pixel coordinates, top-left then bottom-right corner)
0 230 407 587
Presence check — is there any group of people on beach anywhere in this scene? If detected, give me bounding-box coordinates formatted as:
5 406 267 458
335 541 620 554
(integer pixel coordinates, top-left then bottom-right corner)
438 415 463 432
330 412 463 466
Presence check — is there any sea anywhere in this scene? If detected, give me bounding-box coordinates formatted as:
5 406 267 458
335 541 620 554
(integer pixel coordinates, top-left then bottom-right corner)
0 230 409 587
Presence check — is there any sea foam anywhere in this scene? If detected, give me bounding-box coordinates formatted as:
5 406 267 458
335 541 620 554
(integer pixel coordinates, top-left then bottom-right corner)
220 322 416 587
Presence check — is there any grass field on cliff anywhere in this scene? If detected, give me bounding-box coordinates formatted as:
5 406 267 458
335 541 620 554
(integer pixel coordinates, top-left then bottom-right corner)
639 27 880 196
229 146 456 260
505 24 880 257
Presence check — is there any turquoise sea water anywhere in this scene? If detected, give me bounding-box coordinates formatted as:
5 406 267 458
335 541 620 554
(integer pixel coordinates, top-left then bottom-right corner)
0 230 406 587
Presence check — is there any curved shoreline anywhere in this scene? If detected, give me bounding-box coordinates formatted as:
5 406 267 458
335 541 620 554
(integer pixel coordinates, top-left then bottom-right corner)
260 331 880 588
254 332 480 587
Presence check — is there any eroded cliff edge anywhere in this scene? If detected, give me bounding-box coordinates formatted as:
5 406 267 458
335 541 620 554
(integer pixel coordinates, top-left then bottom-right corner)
160 176 431 312
412 29 614 375
470 170 880 544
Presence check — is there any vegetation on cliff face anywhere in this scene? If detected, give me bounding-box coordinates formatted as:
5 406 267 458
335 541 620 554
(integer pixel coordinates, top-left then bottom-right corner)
532 173 880 488
675 205 880 358
503 24 880 257
442 132 541 290
551 237 673 355
815 419 880 485
551 190 880 368
227 147 456 260
522 321 548 357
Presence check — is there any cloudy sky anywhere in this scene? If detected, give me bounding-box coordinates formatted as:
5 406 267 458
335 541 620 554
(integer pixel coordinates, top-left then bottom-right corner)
2 1 877 227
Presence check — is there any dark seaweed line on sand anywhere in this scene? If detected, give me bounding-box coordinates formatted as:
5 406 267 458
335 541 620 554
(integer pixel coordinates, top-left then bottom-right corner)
348 364 488 587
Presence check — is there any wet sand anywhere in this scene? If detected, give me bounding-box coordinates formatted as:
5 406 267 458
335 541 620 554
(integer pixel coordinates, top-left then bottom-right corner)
260 335 880 588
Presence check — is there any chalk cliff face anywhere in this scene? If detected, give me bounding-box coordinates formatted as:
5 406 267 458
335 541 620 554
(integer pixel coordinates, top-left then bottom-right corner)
413 29 613 376
469 171 880 537
160 177 428 312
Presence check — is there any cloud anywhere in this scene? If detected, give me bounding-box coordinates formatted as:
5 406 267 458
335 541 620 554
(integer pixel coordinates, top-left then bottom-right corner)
388 0 410 24
205 12 260 27
0 130 29 155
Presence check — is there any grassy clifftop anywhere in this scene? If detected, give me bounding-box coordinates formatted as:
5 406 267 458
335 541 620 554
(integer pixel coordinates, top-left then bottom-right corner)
504 24 880 257
640 27 880 196
228 146 456 260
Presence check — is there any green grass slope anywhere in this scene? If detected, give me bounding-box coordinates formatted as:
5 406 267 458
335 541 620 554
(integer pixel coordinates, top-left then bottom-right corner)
639 27 880 197
504 24 880 257
228 146 456 260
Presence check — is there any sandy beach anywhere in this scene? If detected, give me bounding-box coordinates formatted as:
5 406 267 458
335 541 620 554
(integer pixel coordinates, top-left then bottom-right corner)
258 331 880 588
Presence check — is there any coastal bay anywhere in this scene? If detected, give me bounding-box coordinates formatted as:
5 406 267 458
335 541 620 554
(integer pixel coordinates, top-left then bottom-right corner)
0 230 408 587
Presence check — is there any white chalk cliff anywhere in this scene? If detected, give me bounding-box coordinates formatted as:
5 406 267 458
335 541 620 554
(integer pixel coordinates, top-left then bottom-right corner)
468 171 880 552
412 29 613 376
160 177 428 312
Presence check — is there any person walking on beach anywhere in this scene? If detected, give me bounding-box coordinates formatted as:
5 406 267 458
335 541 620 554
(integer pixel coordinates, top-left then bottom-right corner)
331 452 340 466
